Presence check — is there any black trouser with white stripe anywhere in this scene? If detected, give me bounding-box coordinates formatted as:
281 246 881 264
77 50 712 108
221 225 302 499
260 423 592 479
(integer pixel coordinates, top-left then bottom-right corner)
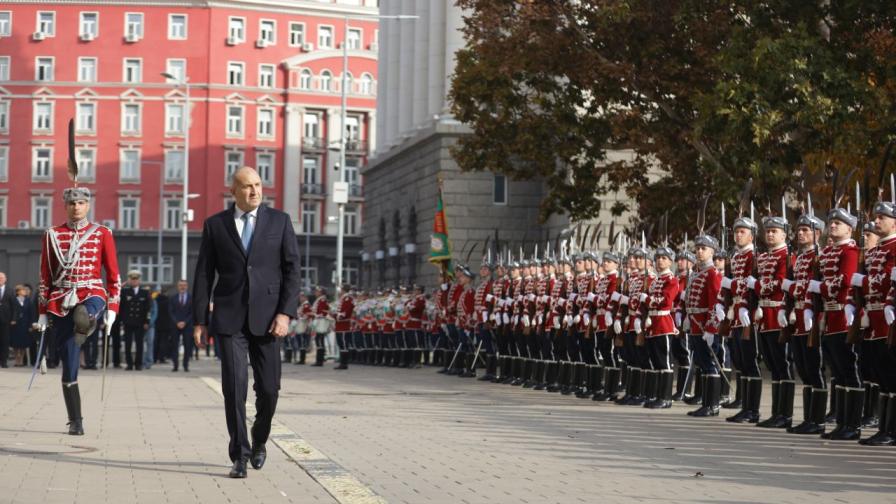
790 334 824 388
821 332 861 389
646 335 672 372
758 330 792 381
730 326 761 378
595 330 616 367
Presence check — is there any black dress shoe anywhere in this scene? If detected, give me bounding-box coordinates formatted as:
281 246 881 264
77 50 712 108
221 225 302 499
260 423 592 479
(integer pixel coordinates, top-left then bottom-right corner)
229 458 248 478
250 443 267 470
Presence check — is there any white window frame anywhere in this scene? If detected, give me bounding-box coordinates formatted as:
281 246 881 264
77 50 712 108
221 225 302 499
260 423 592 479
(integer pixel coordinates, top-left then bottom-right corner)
79 12 99 38
123 58 142 83
119 148 141 183
0 56 9 81
33 101 53 133
35 56 54 81
289 22 305 46
257 107 275 139
164 198 181 230
32 196 52 229
224 150 244 185
0 146 8 182
165 59 186 83
360 73 373 95
168 13 187 40
259 19 276 44
226 104 244 138
32 147 53 181
165 102 185 136
124 12 144 39
119 197 139 230
256 151 274 186
128 255 174 285
318 25 333 49
36 11 56 37
344 206 359 236
302 155 319 186
0 196 6 228
77 57 97 83
299 69 312 90
303 112 320 140
258 64 275 88
0 11 11 37
493 172 508 206
227 61 244 86
302 202 318 234
76 101 96 134
319 70 331 91
228 16 245 43
77 147 96 181
0 100 8 133
346 27 362 50
121 102 142 136
165 149 185 183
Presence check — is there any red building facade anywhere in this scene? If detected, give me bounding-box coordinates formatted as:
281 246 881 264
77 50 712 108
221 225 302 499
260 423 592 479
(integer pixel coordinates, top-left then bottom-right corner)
0 0 378 287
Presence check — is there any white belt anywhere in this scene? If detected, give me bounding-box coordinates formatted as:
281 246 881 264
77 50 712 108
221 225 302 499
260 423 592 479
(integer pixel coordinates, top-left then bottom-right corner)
596 309 606 315
60 280 103 288
758 300 784 308
824 302 844 311
732 296 744 304
649 310 671 317
865 303 885 311
687 308 709 314
794 301 806 310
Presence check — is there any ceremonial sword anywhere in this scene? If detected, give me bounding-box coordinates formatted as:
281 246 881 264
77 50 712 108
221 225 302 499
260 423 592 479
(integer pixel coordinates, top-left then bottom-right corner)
26 326 47 391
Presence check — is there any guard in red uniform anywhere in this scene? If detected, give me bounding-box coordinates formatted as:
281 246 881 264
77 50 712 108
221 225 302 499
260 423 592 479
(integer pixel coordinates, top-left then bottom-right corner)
455 264 477 377
590 251 620 401
333 285 355 370
440 272 465 375
295 291 312 365
405 285 427 369
806 208 861 439
471 258 496 380
37 187 121 435
487 260 508 381
672 250 695 401
614 247 652 405
684 234 723 417
782 213 826 434
310 286 330 366
643 246 680 409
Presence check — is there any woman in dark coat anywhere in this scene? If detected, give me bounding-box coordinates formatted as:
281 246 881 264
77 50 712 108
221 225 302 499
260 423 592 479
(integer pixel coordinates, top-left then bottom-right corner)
10 285 34 366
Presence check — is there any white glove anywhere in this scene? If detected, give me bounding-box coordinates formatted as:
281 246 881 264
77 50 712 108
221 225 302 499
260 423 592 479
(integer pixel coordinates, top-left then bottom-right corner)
558 298 566 306
803 309 814 332
502 313 510 324
721 277 732 290
583 314 591 327
512 315 519 325
639 293 648 303
553 318 561 329
613 319 622 334
885 306 896 326
808 280 822 294
714 303 725 322
850 273 865 288
535 315 543 326
521 315 530 327
527 293 536 301
604 312 613 328
620 295 630 306
844 304 855 326
682 317 691 333
37 314 48 332
569 293 578 301
737 307 750 326
486 294 494 302
610 292 621 302
481 311 489 323
674 312 682 328
645 316 652 329
777 309 788 328
781 279 794 292
573 314 581 324
496 314 503 327
104 310 117 334
587 293 596 302
441 283 449 291
745 276 757 289
564 315 572 326
702 332 714 346
633 317 642 334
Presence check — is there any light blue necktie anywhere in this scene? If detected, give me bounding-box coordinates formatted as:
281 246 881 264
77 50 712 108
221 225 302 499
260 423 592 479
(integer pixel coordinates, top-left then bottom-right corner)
241 213 254 252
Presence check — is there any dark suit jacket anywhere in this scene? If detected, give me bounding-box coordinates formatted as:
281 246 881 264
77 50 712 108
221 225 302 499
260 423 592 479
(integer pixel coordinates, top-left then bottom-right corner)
0 285 13 325
120 287 151 328
169 292 193 328
193 203 301 336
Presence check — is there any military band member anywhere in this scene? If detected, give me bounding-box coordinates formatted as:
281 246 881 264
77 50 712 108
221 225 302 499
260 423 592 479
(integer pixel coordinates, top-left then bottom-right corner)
806 208 861 439
455 265 477 377
685 235 723 417
37 187 121 435
334 285 355 370
311 286 330 367
405 285 427 369
294 292 312 365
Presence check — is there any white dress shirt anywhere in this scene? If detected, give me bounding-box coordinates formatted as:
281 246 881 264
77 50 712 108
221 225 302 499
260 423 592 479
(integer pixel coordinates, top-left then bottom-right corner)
234 205 259 239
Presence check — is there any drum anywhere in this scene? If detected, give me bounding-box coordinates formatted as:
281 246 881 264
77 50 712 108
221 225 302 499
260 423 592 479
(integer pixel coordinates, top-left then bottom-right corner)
296 318 309 335
312 317 332 335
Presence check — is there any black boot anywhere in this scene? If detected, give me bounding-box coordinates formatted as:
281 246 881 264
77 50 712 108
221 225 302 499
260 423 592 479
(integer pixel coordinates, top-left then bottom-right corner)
595 367 620 401
620 369 646 406
295 349 307 365
788 386 813 433
829 387 864 441
521 359 537 387
756 381 781 428
684 368 704 405
860 392 894 445
349 348 357 363
334 350 349 370
726 377 760 423
532 360 548 389
62 383 84 435
672 366 692 402
616 367 639 404
460 352 477 377
446 351 463 375
861 382 880 429
312 348 326 366
423 349 431 366
773 380 795 429
479 354 498 381
560 362 577 395
642 370 659 407
283 349 293 363
432 349 442 367
792 387 828 435
588 366 606 400
688 374 721 417
825 378 838 423
822 387 847 439
495 356 510 383
540 361 559 391
510 358 528 385
437 349 452 373
549 361 568 393
575 363 592 398
646 371 673 409
721 370 742 409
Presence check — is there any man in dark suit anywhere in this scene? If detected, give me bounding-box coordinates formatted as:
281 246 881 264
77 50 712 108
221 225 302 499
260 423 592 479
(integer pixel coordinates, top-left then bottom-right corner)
0 272 13 368
193 167 301 479
169 279 193 371
120 270 151 370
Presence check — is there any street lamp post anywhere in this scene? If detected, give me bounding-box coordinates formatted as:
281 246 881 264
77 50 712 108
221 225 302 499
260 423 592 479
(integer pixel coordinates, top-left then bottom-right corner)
160 72 191 282
142 160 165 290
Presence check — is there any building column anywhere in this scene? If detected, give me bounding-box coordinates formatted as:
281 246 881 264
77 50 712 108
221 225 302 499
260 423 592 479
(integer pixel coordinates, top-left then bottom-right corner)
375 1 389 155
385 0 401 148
443 5 466 116
283 104 303 229
427 1 446 120
367 110 376 159
397 0 415 137
412 0 430 128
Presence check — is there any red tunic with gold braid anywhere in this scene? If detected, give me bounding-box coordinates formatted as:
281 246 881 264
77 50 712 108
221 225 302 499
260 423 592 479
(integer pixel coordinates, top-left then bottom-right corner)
809 239 859 335
546 275 565 329
574 272 592 331
510 276 523 326
39 221 121 317
718 245 755 328
674 271 689 326
459 287 476 331
405 294 426 330
686 263 721 335
490 276 506 325
594 271 618 332
753 245 788 333
619 271 650 333
647 270 679 337
446 283 463 325
534 275 549 329
851 234 896 340
334 294 355 332
473 279 493 326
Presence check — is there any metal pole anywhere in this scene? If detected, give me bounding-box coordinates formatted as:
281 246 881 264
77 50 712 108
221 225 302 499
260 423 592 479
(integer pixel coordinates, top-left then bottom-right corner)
305 215 311 289
158 160 164 290
181 80 190 282
336 15 348 297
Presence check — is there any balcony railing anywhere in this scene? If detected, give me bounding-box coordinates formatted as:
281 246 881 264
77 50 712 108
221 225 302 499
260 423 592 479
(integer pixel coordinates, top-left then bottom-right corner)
302 137 325 151
348 183 363 198
301 183 324 196
345 139 368 154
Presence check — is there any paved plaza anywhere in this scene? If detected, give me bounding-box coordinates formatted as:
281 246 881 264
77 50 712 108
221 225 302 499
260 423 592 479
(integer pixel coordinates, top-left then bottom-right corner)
1 360 895 504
